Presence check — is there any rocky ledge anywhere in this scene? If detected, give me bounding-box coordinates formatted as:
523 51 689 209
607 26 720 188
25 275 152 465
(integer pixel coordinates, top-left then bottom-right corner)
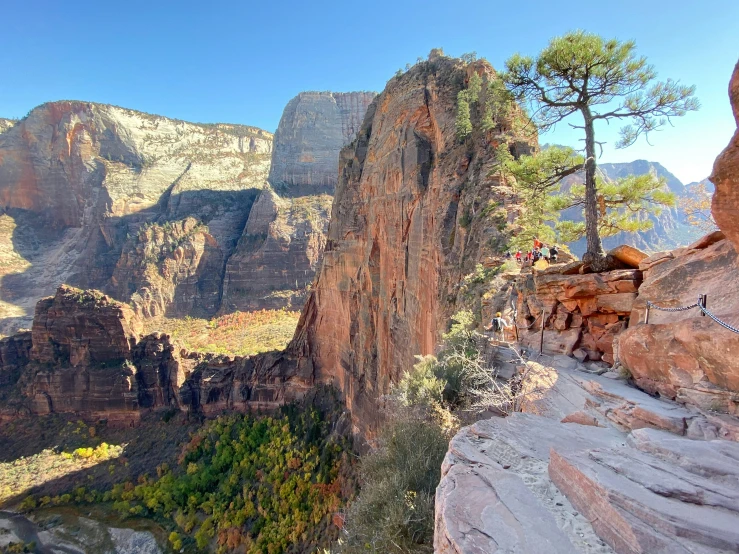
436 360 739 554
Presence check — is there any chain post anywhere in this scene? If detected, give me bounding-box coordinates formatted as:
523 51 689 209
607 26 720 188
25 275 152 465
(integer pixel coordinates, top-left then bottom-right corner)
700 294 707 316
645 303 651 325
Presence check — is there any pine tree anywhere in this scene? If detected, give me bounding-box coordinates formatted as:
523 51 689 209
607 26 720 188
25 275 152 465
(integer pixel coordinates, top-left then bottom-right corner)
503 31 698 267
456 91 472 140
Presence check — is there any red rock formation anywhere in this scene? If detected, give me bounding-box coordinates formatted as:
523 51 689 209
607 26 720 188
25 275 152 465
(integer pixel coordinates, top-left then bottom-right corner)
222 91 375 312
289 58 535 433
710 60 739 251
617 235 739 413
514 267 641 363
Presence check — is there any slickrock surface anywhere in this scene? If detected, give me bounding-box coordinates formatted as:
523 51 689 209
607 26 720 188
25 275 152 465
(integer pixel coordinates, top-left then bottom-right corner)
289 57 535 434
222 92 375 311
515 267 642 364
436 360 739 554
0 101 272 332
711 60 739 252
618 233 739 414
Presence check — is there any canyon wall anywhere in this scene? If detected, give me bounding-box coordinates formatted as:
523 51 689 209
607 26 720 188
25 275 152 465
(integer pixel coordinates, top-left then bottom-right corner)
0 101 272 331
288 57 535 433
0 94 374 331
711 61 739 252
0 285 307 423
222 91 375 311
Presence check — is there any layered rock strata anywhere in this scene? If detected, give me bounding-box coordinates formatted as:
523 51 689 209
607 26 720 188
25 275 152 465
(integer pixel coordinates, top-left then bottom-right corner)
514 260 643 364
0 285 310 422
289 57 536 434
436 362 739 554
0 101 272 332
617 232 739 414
268 92 376 191
222 91 375 311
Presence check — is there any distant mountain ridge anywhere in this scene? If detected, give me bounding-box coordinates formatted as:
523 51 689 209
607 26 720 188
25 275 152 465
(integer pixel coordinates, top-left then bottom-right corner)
563 159 705 255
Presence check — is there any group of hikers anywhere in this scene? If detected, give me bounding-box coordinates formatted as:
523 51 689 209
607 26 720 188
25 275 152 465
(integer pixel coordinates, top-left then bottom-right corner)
491 238 561 343
505 238 559 267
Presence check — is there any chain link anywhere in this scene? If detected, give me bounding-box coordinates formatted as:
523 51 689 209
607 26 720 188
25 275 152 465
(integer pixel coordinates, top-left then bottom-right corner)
519 311 544 330
646 301 700 313
698 305 739 334
646 300 739 334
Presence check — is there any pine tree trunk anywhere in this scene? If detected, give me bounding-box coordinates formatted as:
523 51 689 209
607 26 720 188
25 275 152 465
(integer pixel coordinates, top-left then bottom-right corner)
582 107 604 263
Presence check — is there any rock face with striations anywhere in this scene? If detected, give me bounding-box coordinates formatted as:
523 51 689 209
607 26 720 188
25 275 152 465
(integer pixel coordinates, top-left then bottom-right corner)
1 286 187 422
0 101 272 333
0 285 312 421
222 91 375 311
267 92 376 192
289 57 536 434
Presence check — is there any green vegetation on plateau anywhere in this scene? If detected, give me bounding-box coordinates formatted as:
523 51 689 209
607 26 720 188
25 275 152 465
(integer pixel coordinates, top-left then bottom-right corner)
16 400 353 554
145 309 301 356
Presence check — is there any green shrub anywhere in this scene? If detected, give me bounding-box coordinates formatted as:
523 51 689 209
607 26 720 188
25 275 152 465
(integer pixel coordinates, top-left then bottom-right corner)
340 418 448 553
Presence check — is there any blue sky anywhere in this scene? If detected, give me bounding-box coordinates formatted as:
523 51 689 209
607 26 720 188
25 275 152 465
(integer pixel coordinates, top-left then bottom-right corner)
1 0 737 183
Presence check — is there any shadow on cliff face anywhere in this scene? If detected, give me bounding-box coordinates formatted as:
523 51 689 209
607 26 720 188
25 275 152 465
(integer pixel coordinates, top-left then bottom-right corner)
0 187 261 334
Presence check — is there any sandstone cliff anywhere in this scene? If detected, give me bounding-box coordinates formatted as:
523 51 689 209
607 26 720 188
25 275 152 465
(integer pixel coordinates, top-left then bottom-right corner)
268 92 377 192
288 57 535 433
0 101 272 333
711 61 739 251
222 92 375 311
0 285 310 422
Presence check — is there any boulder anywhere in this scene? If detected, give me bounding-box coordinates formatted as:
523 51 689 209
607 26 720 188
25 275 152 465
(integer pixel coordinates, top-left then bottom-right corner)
710 60 739 252
619 237 739 413
607 244 648 268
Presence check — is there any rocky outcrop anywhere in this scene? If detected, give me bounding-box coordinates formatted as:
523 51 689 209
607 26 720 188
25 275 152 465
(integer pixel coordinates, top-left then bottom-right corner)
0 286 183 423
711 60 739 252
222 92 375 311
268 92 376 191
0 332 31 386
289 57 535 434
110 217 224 317
617 233 739 413
0 285 312 422
436 361 739 554
515 265 643 364
221 190 333 310
0 101 272 333
30 286 142 366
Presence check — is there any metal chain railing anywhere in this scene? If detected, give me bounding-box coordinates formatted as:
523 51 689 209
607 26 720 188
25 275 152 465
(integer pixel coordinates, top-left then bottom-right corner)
645 294 739 334
645 301 700 313
697 304 739 334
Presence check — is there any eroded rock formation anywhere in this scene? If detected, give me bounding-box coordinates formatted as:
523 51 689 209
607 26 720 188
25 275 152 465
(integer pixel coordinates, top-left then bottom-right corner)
0 285 311 422
268 92 376 191
0 101 272 332
222 91 375 311
711 61 739 252
289 57 535 434
514 254 644 364
617 233 739 413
